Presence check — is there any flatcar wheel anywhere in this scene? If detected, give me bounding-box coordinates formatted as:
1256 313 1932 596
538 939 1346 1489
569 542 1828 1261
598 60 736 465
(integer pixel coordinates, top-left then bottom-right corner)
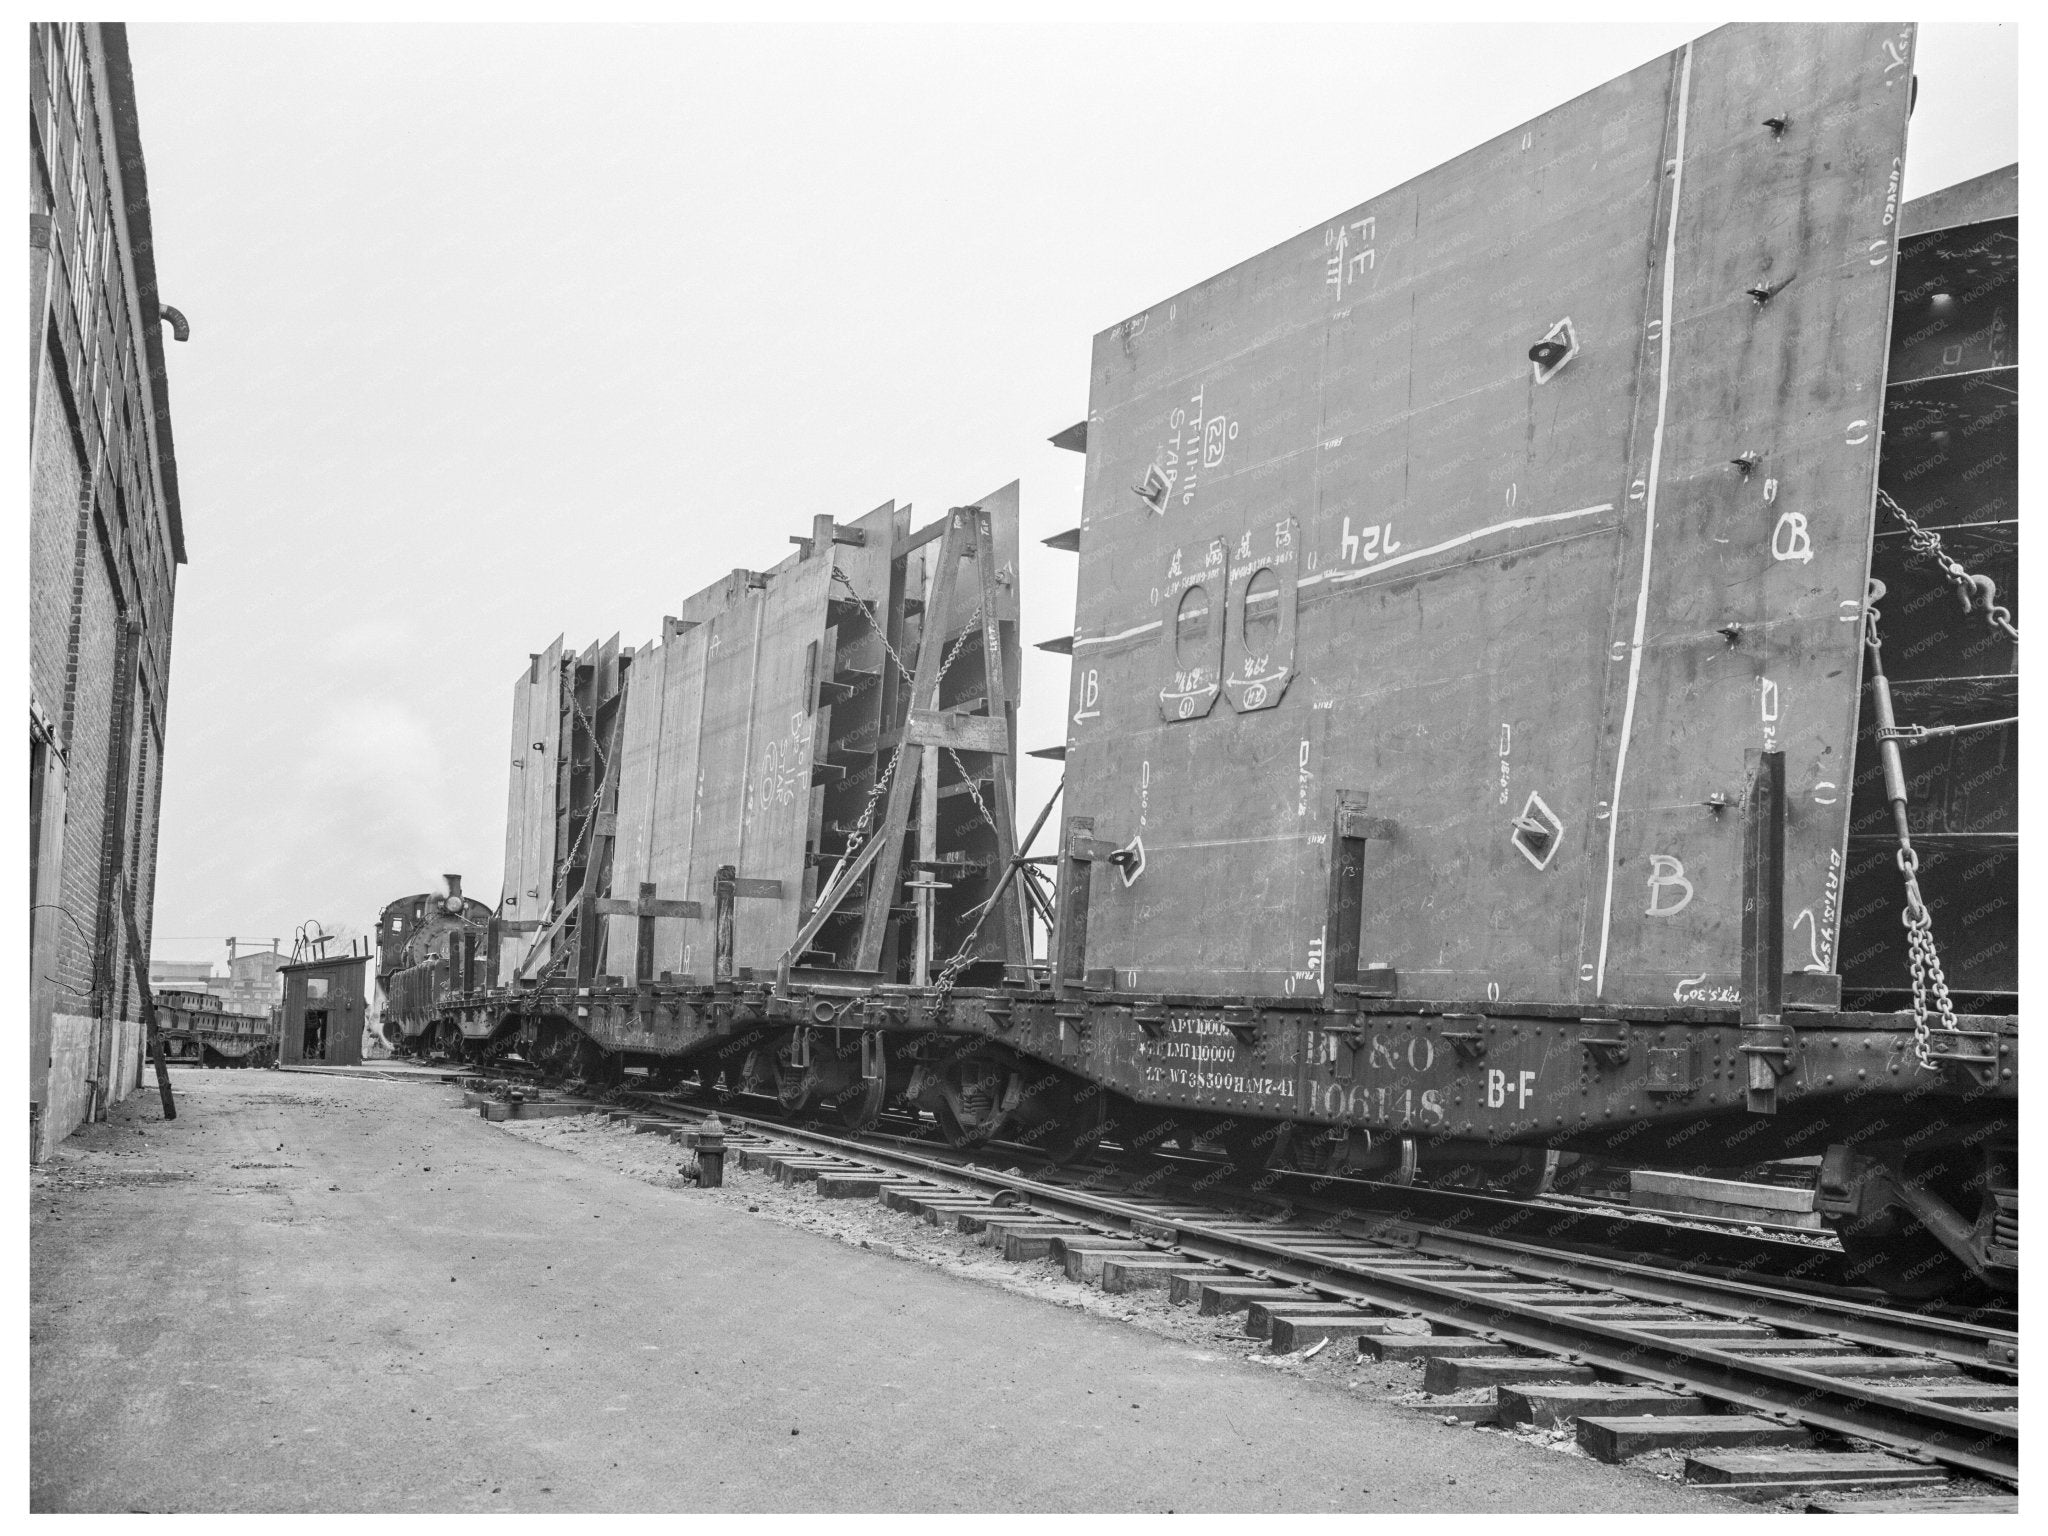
933 1096 970 1148
933 1094 998 1150
555 1028 612 1087
835 1070 887 1134
1263 1122 1307 1171
1834 1212 1974 1302
773 1052 818 1117
1190 1122 1279 1176
990 1070 1104 1166
1494 1149 1561 1199
1017 1095 1105 1167
1037 1115 1104 1168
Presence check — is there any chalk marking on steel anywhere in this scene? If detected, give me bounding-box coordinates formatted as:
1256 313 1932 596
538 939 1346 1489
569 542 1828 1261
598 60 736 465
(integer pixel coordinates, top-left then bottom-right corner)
1303 503 1613 590
1596 40 1692 998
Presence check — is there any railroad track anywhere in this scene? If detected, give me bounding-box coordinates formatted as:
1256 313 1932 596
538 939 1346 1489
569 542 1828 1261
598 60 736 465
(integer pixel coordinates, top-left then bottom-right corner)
598 1078 2000 1326
458 1074 2016 1509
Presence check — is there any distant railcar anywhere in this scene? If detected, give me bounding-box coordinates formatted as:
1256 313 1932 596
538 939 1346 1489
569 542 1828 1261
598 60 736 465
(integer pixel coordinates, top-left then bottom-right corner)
389 25 2015 1301
154 987 277 1068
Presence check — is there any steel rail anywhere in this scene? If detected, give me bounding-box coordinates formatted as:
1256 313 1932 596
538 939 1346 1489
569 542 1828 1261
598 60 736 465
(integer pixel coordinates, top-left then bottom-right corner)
1183 1159 1856 1287
587 1083 1999 1353
616 1086 1985 1358
599 1094 2017 1483
1320 1220 2015 1371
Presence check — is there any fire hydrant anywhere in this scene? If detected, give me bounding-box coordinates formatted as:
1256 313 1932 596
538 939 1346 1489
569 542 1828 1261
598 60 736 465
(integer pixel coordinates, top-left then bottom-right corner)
687 1114 727 1188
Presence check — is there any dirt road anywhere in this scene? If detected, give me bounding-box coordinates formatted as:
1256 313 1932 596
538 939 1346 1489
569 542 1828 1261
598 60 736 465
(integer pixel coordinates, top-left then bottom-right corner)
30 1069 1727 1513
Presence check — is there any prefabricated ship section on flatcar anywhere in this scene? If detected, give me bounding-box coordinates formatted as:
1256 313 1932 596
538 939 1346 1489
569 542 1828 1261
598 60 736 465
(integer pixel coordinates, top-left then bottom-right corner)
489 490 1023 994
1054 22 1918 1013
385 25 2015 1300
1840 163 2017 1012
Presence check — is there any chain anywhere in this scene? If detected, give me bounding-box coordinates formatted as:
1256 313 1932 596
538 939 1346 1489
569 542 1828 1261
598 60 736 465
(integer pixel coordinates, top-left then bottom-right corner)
935 610 983 687
1901 872 1959 1071
1876 489 2019 647
929 923 984 1002
830 558 985 696
830 562 919 693
833 741 901 872
810 561 909 884
824 547 986 887
944 747 1002 839
928 746 1015 1004
823 557 976 871
1863 583 1959 1069
827 526 1001 999
567 685 610 779
518 697 626 992
528 677 617 923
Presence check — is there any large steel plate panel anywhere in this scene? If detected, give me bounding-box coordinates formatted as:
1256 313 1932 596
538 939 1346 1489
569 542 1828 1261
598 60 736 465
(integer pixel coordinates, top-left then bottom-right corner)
499 634 563 971
924 482 1024 965
1065 24 1916 1008
601 502 905 975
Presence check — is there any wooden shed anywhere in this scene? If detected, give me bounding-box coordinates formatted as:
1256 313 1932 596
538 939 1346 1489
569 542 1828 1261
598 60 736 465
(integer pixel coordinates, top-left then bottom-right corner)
277 955 368 1066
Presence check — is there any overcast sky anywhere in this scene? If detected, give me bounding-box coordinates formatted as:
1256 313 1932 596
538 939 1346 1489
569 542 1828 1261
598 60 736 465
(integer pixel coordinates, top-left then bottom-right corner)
130 22 2017 964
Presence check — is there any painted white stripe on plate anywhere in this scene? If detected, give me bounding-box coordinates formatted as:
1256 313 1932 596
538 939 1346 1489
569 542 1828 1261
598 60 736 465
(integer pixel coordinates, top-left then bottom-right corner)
1073 618 1165 650
1079 502 1620 652
1303 502 1615 591
1595 40 1692 999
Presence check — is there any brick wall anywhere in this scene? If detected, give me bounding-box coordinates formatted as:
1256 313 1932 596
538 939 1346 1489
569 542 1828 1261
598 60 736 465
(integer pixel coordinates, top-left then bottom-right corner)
56 533 119 1020
30 23 184 1157
126 712 163 1017
30 374 83 721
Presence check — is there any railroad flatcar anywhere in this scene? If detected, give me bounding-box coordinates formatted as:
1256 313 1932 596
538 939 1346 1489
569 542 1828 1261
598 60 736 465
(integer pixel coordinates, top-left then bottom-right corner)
153 987 277 1068
389 24 2016 1302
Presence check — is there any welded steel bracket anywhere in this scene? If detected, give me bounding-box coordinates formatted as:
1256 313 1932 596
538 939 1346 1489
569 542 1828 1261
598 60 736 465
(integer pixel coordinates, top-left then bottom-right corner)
1052 816 1100 999
1577 1023 1632 1070
1325 793 1397 1007
1739 1024 1798 1115
1922 1028 2002 1087
1322 1023 1367 1058
1739 748 1786 1025
1437 1016 1488 1063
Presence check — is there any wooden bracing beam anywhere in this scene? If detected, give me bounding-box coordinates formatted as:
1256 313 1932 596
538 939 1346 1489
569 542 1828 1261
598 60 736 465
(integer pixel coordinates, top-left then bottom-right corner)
778 505 1021 986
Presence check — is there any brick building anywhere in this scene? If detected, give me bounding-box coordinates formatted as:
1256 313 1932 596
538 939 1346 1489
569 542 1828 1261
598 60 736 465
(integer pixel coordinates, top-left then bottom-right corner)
147 958 214 993
29 23 187 1159
145 947 285 1019
219 944 286 1016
